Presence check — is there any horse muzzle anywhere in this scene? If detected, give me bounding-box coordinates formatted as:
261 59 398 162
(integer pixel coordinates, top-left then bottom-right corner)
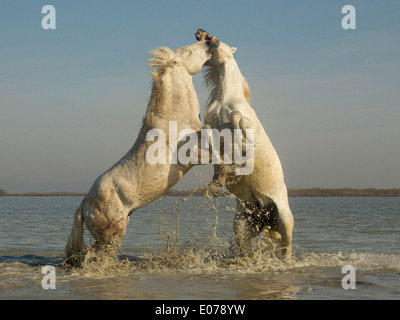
195 28 220 51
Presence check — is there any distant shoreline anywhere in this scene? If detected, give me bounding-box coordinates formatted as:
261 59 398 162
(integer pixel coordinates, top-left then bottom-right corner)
1 188 400 197
0 191 87 197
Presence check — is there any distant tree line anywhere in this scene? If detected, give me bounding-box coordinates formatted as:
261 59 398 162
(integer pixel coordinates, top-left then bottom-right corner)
288 188 400 197
0 189 85 197
168 187 400 197
1 188 400 197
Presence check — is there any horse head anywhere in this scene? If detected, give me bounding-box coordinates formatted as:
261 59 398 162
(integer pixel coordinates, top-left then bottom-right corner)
195 28 238 64
170 39 212 76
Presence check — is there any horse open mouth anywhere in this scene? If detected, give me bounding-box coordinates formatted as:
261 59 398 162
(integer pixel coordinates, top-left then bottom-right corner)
195 28 220 50
195 28 212 41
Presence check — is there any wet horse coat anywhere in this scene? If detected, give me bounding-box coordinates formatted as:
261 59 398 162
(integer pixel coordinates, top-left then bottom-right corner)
65 41 212 266
196 29 294 258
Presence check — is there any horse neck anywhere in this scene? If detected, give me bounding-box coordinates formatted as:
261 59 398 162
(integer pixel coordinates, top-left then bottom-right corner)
154 67 199 124
216 59 245 101
123 68 200 165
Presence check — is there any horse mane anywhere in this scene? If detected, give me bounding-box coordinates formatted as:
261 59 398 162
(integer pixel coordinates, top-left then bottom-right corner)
203 62 252 105
148 47 175 77
242 77 252 105
138 47 177 135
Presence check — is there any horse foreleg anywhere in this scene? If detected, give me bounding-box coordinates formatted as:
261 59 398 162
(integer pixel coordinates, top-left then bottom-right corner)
178 125 213 169
230 111 251 157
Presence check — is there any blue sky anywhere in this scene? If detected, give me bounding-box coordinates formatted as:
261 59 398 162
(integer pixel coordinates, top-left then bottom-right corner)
1 0 399 193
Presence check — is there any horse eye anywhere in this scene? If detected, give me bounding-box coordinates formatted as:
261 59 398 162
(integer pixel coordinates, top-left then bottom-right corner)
189 51 193 56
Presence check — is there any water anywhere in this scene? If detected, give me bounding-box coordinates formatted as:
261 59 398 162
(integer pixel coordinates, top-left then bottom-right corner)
0 195 399 300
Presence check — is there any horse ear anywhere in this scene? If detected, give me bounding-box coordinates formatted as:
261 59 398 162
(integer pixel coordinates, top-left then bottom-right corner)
231 47 237 54
170 57 181 66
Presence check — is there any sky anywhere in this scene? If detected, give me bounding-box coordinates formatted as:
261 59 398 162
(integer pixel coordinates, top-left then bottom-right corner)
1 0 399 193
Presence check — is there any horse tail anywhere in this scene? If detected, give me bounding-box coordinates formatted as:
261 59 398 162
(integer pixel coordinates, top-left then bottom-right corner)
64 204 85 266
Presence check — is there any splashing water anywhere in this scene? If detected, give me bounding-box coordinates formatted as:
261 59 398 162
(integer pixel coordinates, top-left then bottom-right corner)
1 195 399 299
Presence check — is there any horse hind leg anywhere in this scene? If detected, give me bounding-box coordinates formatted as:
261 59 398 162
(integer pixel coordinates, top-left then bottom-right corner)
233 201 262 257
269 202 294 259
89 215 129 252
249 197 294 260
277 217 294 259
83 193 130 264
82 216 129 269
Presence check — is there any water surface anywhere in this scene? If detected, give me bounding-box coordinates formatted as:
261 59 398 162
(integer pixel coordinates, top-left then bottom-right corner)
1 196 399 299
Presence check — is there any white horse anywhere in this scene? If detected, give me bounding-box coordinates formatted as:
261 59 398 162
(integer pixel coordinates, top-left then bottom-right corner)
65 40 212 266
196 29 294 259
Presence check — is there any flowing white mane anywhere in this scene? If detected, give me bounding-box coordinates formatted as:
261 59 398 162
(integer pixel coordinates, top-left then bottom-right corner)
148 47 175 72
203 63 252 105
140 47 177 132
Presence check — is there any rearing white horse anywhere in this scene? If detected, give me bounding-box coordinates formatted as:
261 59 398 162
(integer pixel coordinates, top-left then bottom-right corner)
196 29 294 259
65 40 212 266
